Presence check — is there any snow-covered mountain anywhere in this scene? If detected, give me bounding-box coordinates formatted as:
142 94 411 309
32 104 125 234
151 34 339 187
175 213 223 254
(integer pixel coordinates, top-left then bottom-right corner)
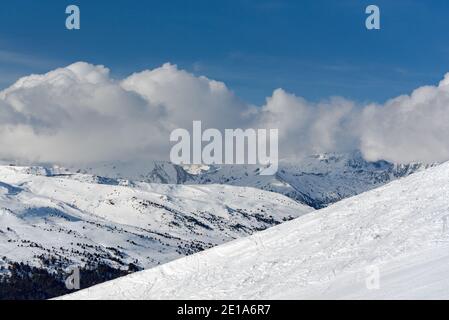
0 165 311 299
0 151 434 299
68 151 431 209
62 161 449 300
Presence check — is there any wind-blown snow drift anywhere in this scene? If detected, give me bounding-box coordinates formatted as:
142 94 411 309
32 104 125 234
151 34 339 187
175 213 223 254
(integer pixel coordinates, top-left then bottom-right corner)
61 162 449 300
1 62 449 164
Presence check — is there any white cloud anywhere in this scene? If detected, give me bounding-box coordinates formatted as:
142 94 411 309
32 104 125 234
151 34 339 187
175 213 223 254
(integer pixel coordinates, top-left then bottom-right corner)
0 61 449 165
0 62 249 164
0 62 166 163
121 63 251 131
359 73 449 163
255 89 358 158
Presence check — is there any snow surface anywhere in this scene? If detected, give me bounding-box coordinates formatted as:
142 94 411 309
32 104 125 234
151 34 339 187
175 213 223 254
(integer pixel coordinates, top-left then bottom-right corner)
62 161 449 300
0 165 312 273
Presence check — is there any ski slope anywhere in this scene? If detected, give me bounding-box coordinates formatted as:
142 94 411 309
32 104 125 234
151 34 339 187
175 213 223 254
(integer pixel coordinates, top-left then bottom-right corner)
62 161 449 300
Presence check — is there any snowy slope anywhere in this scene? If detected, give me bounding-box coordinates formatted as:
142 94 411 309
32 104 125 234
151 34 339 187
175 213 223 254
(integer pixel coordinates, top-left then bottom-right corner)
0 165 311 278
62 161 449 300
68 151 431 209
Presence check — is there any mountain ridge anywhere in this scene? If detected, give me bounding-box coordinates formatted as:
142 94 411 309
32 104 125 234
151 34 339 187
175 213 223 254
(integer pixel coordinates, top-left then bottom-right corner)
62 151 434 208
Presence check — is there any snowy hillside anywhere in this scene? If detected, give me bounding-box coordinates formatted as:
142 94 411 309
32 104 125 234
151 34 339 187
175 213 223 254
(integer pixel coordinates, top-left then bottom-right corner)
0 165 311 298
69 151 431 209
62 161 449 300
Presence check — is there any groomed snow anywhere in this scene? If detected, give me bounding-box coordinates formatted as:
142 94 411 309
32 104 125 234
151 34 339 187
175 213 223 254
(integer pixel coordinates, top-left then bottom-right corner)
62 161 449 300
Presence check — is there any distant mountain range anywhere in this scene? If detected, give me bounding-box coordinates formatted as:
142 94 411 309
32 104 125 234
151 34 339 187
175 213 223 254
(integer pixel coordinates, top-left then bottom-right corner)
69 151 432 208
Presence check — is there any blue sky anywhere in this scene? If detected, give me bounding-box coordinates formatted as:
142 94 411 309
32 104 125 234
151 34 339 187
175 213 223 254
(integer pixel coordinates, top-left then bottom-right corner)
1 0 449 104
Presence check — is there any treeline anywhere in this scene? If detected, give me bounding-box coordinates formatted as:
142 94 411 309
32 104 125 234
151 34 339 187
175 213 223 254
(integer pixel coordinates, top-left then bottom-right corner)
0 262 139 300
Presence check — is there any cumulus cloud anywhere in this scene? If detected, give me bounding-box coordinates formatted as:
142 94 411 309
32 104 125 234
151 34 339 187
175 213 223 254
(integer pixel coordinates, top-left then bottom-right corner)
359 73 449 163
122 63 249 130
0 61 448 165
0 62 250 164
254 89 358 158
0 63 167 163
